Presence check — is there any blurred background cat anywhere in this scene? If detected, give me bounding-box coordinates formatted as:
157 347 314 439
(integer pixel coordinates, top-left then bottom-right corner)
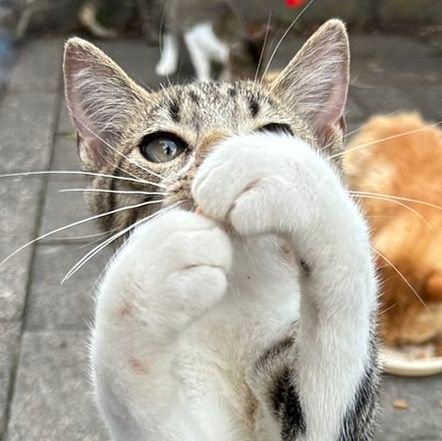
79 0 268 80
344 113 442 356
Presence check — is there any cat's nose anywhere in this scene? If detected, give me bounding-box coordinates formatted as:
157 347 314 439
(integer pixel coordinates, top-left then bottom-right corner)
195 131 228 164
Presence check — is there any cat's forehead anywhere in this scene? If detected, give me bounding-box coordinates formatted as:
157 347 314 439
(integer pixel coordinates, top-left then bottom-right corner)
150 81 281 131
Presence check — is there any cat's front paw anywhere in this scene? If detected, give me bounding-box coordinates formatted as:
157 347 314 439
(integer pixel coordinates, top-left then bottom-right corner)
192 133 325 236
109 210 233 320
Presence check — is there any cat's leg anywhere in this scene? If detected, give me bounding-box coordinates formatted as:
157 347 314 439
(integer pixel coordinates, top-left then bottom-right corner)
155 31 179 77
92 209 232 441
184 23 228 81
193 133 379 440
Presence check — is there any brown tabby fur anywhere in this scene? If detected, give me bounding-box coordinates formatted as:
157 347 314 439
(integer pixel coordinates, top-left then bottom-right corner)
344 113 442 349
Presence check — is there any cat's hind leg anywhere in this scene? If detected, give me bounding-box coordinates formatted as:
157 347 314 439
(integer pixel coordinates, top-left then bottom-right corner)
156 32 179 77
92 209 232 440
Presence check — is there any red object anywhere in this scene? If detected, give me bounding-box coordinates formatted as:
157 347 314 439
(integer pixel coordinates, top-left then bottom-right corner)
285 0 305 7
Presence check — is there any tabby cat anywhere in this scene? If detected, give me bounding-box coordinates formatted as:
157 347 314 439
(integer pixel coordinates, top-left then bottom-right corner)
64 20 379 440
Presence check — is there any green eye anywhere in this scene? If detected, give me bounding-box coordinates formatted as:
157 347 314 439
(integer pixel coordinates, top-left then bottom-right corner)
139 132 187 163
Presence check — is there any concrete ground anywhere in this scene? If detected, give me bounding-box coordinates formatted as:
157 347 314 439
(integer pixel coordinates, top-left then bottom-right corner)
0 32 441 441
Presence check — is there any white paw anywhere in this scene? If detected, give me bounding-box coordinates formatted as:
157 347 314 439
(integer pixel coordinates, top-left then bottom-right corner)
155 60 177 77
192 133 351 238
116 209 232 313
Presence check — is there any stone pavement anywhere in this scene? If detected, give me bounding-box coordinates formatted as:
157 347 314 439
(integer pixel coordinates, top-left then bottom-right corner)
0 33 441 441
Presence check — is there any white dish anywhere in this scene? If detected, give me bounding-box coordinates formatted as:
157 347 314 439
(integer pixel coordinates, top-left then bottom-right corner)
380 346 442 377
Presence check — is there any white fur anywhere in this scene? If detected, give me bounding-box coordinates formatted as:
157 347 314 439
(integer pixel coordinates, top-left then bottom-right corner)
92 133 377 440
156 32 180 77
184 23 229 81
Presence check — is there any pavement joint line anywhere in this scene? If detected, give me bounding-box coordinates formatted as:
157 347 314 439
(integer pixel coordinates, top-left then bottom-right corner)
2 86 63 441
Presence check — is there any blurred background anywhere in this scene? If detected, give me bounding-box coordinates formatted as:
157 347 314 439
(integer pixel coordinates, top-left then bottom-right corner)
0 1 441 440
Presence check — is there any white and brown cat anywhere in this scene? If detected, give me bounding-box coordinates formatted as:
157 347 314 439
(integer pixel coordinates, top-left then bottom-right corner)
64 20 379 440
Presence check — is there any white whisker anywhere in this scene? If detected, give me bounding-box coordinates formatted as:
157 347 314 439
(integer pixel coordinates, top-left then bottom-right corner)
254 11 272 83
350 190 442 212
45 230 115 242
0 170 162 187
371 247 429 311
62 201 182 283
261 0 317 81
351 193 430 227
330 121 442 160
0 199 164 269
59 188 168 196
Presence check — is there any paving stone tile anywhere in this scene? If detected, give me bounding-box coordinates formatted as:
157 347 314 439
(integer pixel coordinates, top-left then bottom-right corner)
375 374 442 441
8 38 63 93
352 86 418 117
0 322 20 436
0 92 59 172
39 179 101 240
6 331 108 441
25 244 111 331
57 97 74 135
346 94 366 122
51 134 82 174
0 177 43 322
350 36 441 88
410 85 442 121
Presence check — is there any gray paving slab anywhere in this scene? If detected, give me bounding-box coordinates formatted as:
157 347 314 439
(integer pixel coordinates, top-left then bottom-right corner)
25 244 111 331
8 38 64 93
0 91 59 172
0 322 20 437
57 97 74 135
51 134 82 175
5 331 108 441
0 177 43 322
408 85 442 121
346 94 366 122
350 35 441 88
375 374 442 441
351 86 418 117
39 178 101 241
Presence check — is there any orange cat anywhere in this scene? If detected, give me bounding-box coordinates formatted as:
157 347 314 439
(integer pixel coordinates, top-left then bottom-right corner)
344 113 442 350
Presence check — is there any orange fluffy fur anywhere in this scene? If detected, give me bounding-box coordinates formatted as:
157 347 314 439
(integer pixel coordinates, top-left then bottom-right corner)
344 113 442 349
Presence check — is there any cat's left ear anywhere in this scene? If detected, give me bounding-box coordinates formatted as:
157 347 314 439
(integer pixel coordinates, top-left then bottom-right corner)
63 38 149 170
269 19 349 147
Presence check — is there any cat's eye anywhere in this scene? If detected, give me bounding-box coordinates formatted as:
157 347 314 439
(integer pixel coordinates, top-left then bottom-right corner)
139 132 187 163
257 123 293 135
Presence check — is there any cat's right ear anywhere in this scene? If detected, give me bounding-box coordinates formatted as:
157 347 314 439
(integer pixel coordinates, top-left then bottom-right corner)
63 38 148 169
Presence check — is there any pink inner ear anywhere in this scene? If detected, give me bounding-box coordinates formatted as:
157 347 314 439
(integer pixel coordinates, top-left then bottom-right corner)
312 72 348 134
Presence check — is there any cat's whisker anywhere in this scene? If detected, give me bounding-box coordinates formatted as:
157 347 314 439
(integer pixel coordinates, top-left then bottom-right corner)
0 199 165 269
329 121 442 160
62 201 182 283
351 193 430 227
254 10 272 83
45 229 115 242
378 303 398 316
0 170 156 186
371 247 429 311
261 0 318 82
59 188 169 196
71 230 118 250
350 190 442 212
